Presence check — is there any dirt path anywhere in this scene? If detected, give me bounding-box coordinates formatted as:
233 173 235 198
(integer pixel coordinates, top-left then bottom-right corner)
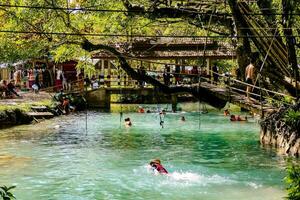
0 91 53 106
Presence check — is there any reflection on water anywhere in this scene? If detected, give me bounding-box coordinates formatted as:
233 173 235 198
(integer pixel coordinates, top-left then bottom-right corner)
0 105 287 200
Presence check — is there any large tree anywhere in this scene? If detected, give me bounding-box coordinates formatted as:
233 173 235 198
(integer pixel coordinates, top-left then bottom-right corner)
0 0 299 98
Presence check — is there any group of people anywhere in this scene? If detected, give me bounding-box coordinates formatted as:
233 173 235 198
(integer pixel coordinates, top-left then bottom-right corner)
0 80 20 98
161 65 209 86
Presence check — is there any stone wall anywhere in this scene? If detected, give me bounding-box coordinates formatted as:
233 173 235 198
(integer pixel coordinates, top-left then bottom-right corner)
260 101 300 156
0 109 33 129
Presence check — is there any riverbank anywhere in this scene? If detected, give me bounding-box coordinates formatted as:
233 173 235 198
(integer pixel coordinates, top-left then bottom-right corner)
0 92 54 128
260 100 300 157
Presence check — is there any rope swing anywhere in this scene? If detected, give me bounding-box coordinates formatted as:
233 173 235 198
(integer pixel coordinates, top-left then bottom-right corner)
197 6 216 129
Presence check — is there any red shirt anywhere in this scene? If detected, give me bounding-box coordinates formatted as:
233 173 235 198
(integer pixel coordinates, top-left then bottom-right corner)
153 163 168 174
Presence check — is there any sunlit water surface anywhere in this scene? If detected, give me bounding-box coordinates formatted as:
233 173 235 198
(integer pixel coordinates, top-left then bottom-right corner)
0 107 286 200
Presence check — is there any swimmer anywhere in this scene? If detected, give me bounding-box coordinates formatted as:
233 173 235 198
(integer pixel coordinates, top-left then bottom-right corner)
138 106 145 113
124 117 132 127
230 115 247 122
237 115 247 121
181 116 186 122
224 109 230 116
149 159 168 174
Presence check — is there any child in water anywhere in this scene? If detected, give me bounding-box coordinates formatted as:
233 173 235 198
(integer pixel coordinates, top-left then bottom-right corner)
149 159 168 174
124 117 132 127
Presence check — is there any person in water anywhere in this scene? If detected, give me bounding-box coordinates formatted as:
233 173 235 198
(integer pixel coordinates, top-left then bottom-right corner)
224 109 230 116
181 116 186 122
230 115 247 122
149 159 168 174
124 117 132 127
138 106 145 113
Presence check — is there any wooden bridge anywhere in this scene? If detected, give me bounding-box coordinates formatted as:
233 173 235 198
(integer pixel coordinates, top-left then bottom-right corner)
55 60 292 115
83 77 282 115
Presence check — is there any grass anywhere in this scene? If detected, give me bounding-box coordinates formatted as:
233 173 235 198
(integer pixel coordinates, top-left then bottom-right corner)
0 99 53 112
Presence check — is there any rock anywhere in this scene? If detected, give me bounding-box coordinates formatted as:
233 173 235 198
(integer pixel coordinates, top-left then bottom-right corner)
0 109 33 129
260 100 300 157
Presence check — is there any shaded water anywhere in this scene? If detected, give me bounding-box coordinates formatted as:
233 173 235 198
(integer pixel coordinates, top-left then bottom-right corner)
0 107 286 200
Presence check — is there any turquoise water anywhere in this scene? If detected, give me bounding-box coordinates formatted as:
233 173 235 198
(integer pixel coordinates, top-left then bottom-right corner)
0 108 286 199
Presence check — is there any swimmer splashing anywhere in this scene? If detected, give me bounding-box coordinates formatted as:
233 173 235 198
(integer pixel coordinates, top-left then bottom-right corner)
149 159 168 174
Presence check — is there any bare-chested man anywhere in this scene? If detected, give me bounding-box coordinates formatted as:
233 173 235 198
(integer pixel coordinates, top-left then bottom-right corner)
245 61 255 100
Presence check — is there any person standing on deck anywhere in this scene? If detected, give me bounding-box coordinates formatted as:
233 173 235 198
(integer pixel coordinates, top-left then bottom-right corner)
245 58 255 101
212 64 219 84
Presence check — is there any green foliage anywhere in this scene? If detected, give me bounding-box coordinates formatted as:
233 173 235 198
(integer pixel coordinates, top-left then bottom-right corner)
0 99 52 112
0 185 16 200
284 109 300 125
285 163 300 200
282 96 295 105
51 44 83 63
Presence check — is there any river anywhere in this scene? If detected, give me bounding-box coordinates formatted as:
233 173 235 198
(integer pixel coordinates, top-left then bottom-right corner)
0 104 286 200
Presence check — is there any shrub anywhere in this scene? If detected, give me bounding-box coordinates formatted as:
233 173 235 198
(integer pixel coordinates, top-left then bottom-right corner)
0 186 16 200
285 164 300 200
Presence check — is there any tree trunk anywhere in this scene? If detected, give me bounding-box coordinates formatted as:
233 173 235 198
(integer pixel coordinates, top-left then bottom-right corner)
228 0 252 80
282 0 299 99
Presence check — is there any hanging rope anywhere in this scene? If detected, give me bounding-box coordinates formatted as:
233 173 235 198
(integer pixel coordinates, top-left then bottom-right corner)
118 64 123 128
84 52 88 135
253 26 279 89
197 6 216 129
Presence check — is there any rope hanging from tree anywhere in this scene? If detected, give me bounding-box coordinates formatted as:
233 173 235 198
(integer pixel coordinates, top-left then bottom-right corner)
197 6 216 128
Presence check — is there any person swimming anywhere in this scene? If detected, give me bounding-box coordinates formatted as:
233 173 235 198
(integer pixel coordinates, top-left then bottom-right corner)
149 159 168 174
224 109 230 116
138 106 145 113
124 117 132 127
181 116 186 121
230 115 247 122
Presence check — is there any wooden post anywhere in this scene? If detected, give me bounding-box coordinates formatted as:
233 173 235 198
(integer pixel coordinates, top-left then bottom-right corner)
107 60 111 87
